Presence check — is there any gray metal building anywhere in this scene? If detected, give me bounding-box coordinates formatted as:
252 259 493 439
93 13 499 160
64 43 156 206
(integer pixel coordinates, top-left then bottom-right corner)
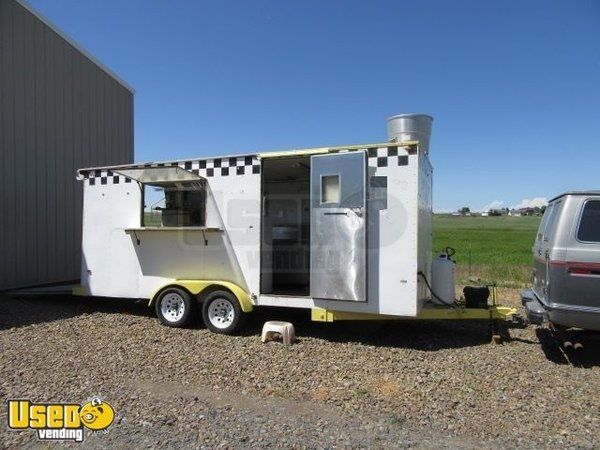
0 0 134 289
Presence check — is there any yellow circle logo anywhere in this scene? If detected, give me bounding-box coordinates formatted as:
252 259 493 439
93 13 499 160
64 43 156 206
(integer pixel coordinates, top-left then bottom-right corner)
79 398 115 431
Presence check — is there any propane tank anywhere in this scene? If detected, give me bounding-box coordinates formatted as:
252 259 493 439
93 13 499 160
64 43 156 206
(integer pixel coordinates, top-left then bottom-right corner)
431 247 456 305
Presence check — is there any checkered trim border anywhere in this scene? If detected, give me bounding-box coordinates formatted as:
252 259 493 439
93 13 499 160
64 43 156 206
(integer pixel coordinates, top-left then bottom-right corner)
82 146 412 186
82 155 260 185
367 146 412 168
84 169 133 186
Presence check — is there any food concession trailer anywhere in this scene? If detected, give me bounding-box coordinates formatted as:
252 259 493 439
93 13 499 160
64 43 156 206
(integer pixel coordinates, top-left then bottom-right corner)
74 114 516 335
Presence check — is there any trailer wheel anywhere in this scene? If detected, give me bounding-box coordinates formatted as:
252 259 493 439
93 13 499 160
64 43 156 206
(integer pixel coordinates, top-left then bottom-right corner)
202 290 245 334
155 287 194 327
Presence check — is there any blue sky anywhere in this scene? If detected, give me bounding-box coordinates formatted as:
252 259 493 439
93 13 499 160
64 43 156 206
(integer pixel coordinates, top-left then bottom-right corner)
29 0 600 212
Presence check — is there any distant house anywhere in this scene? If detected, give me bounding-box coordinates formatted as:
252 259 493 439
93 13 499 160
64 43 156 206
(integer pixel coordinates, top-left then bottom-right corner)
519 207 536 216
508 209 521 217
481 211 489 217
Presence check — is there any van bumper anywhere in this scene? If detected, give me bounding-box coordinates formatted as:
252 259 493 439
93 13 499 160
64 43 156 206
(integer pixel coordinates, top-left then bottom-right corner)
522 289 600 330
521 289 548 325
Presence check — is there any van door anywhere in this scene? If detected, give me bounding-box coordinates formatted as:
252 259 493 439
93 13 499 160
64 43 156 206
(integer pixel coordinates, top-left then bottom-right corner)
564 198 600 309
533 201 561 302
310 151 367 301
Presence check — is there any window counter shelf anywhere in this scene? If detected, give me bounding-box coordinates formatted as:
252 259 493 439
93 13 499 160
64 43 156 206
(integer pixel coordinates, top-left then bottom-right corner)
124 227 223 233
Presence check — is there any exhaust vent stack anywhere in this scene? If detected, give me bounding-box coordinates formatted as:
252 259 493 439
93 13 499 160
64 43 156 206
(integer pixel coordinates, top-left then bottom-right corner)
386 114 433 153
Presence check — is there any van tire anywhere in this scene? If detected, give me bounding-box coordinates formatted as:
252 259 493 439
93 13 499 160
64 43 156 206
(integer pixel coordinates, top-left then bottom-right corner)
201 290 245 334
155 287 194 327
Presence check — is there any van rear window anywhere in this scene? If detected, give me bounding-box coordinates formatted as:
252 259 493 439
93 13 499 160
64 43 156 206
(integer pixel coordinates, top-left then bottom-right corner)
537 201 561 242
577 200 600 242
537 204 552 241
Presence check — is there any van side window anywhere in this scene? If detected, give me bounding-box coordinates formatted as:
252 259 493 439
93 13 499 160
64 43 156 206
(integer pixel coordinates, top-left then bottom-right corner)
577 200 600 242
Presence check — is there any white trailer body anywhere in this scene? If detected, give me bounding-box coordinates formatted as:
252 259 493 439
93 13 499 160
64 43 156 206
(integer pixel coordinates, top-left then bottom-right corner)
77 116 434 321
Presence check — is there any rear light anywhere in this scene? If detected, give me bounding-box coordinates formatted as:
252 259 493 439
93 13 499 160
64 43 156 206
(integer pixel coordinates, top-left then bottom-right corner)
569 268 591 275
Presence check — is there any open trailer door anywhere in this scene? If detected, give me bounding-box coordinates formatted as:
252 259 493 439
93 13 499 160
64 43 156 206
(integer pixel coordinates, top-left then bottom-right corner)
310 151 367 302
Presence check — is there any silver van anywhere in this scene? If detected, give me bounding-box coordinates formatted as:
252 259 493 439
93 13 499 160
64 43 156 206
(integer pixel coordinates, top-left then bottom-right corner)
522 191 600 331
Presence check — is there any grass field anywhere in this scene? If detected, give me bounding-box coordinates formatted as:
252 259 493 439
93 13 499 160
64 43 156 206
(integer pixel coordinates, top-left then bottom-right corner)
144 211 539 288
144 212 162 227
432 215 541 287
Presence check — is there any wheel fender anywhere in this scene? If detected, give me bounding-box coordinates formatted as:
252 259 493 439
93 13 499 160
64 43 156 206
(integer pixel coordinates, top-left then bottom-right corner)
150 280 254 312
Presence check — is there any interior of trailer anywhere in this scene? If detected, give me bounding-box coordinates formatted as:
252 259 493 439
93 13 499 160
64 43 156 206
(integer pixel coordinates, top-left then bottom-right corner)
260 156 311 296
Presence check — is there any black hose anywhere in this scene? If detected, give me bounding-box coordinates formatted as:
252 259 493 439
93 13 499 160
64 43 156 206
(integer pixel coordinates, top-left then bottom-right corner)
418 270 457 308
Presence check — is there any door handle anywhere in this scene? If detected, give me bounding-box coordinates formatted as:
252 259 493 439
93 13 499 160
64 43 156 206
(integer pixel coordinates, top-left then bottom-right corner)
323 208 364 217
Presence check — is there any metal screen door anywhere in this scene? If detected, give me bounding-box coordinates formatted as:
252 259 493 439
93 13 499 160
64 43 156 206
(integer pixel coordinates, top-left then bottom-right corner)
310 151 367 301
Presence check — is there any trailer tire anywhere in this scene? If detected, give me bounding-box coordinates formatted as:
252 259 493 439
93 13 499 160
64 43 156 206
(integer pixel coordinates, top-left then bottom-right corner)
201 290 245 334
155 287 194 328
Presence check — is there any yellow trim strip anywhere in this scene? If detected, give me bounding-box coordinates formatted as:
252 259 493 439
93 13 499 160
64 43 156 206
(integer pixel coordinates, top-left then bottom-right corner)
258 141 420 159
72 285 86 296
417 305 517 320
311 306 517 322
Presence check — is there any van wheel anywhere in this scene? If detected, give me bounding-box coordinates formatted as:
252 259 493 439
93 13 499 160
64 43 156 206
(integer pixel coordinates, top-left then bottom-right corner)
202 290 245 334
155 287 194 327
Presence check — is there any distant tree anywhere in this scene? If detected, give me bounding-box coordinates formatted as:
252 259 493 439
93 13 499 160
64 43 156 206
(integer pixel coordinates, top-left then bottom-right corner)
540 205 547 214
459 206 470 216
489 209 502 216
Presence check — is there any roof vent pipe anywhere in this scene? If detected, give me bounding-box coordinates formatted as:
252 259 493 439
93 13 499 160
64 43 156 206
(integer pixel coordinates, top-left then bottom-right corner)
386 114 433 153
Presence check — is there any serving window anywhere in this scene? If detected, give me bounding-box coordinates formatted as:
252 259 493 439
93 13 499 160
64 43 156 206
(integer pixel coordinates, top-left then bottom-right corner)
143 181 206 227
114 166 208 229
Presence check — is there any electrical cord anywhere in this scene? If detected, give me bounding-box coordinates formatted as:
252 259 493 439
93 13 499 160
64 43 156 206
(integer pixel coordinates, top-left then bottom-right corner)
418 270 457 308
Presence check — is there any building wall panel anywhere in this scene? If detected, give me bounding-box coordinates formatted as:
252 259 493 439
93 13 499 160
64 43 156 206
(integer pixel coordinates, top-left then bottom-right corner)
0 0 134 289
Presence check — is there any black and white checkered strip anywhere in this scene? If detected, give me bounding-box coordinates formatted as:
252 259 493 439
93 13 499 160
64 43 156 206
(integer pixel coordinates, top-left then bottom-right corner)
82 155 260 185
366 146 411 168
85 169 133 186
176 155 260 178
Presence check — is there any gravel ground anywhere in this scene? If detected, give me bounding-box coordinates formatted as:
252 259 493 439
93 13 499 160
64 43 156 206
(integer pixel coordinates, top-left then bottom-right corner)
0 293 598 449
